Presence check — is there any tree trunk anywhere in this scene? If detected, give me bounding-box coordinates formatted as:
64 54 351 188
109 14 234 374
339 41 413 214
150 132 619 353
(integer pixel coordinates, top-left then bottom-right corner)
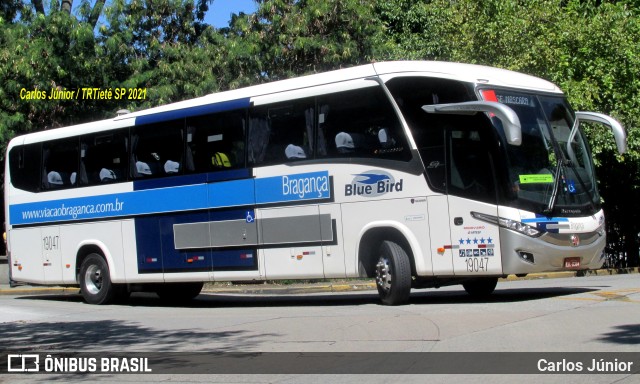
61 0 72 14
32 0 45 15
88 0 105 29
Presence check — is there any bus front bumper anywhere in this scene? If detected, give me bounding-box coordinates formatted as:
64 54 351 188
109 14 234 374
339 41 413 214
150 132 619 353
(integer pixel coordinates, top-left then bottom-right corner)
500 228 606 275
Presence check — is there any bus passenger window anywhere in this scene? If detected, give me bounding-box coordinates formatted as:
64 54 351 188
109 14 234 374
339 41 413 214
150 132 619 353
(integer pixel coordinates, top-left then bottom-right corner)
42 138 80 189
81 130 128 185
317 86 409 161
186 110 245 173
132 120 184 178
249 99 314 165
420 127 446 193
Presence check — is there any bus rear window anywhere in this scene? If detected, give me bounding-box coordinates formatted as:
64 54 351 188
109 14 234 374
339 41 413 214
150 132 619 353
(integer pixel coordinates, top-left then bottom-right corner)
9 143 41 192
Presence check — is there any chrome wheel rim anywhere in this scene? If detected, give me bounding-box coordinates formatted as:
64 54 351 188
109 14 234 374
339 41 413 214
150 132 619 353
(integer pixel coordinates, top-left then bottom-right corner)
375 257 392 292
84 264 103 295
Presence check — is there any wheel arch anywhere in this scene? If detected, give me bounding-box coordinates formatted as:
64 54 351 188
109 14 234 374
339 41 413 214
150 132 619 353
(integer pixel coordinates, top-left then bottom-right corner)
356 221 424 278
75 240 121 283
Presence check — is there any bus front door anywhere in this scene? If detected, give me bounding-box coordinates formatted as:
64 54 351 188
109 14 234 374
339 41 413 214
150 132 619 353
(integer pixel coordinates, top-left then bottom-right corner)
445 126 502 276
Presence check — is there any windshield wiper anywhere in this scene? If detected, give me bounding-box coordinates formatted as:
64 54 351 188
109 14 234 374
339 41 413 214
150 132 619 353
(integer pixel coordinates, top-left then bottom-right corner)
544 159 566 214
553 116 598 215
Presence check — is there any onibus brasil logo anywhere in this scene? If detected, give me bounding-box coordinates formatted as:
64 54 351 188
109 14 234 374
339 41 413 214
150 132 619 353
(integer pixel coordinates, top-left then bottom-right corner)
345 170 404 197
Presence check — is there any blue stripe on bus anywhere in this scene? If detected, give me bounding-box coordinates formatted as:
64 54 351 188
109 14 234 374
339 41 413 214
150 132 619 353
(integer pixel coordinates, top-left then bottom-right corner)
134 98 251 126
132 169 251 191
255 171 331 204
133 173 208 191
9 170 331 225
521 217 569 223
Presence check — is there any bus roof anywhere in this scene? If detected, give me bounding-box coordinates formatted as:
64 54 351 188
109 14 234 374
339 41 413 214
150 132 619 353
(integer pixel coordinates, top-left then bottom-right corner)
11 61 562 146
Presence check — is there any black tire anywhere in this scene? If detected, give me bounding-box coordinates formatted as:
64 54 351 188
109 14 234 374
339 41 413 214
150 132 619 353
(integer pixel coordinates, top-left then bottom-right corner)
79 253 120 305
375 240 412 305
156 282 204 303
462 277 498 298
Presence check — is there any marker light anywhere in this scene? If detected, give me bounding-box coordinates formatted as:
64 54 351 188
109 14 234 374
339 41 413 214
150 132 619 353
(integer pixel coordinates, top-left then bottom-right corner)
480 89 498 102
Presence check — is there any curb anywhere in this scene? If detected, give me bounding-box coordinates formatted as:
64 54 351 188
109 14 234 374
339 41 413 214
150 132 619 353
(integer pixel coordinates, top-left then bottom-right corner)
0 286 79 296
202 282 377 295
0 268 637 296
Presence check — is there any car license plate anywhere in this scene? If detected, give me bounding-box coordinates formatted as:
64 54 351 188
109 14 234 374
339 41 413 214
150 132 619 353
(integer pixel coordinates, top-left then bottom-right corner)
564 257 581 269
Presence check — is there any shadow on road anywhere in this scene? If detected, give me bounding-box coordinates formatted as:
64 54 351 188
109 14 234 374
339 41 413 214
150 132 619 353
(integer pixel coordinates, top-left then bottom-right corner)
16 286 599 308
410 286 599 305
0 317 276 352
596 323 640 345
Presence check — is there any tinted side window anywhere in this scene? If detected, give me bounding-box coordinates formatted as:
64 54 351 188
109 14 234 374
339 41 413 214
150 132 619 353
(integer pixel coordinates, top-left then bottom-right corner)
9 143 41 192
447 121 497 204
81 130 129 185
42 138 80 189
420 125 446 193
386 76 474 192
249 99 314 165
317 86 409 161
186 110 245 173
131 120 184 178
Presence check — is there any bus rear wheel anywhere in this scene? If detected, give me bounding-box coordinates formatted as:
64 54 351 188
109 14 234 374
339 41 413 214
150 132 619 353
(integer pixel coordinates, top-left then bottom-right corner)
156 282 204 303
375 240 412 305
462 278 498 298
79 253 121 305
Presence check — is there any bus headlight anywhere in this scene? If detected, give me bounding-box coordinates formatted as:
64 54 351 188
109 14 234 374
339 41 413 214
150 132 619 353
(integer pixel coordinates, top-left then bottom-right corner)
471 212 542 238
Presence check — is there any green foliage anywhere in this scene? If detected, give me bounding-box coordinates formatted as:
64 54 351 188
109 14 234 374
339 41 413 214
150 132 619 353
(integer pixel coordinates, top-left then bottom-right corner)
220 0 387 84
99 0 220 108
0 10 112 156
0 0 217 148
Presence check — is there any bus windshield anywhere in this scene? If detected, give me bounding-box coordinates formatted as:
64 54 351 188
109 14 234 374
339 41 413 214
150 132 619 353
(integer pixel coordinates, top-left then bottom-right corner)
481 89 600 216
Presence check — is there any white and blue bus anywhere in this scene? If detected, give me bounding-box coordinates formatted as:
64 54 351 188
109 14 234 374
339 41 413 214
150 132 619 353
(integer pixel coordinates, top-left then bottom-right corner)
4 61 626 305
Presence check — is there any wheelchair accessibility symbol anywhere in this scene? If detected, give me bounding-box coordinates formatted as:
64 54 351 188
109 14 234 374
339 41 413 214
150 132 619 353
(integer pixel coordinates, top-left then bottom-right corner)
246 210 255 223
567 180 576 194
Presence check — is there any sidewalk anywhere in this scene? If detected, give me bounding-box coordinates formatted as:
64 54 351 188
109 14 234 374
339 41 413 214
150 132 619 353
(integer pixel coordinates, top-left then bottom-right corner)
1 267 637 296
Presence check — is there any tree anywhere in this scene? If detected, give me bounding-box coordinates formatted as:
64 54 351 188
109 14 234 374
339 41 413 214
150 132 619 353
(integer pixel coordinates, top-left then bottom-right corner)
0 0 218 148
0 10 109 148
218 0 388 86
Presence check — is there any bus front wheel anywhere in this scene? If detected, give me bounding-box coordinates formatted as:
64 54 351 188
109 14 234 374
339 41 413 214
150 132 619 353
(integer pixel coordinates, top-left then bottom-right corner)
462 278 498 298
375 240 412 305
79 253 120 305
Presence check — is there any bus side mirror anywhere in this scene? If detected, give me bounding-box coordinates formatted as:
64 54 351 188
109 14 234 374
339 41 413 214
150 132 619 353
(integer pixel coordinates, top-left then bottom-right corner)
574 112 626 154
422 101 522 146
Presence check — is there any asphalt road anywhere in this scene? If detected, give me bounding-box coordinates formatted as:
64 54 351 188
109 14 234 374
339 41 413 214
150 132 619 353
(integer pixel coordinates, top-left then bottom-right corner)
0 271 638 383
